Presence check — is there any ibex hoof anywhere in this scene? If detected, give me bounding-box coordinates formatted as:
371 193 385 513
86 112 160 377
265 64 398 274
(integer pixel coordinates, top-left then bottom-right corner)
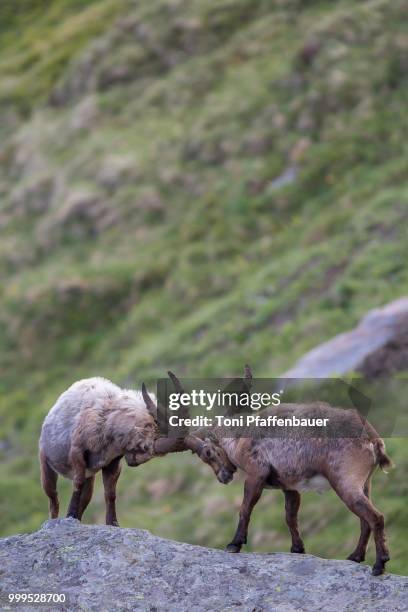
225 543 241 553
291 545 305 554
372 554 389 576
347 553 364 563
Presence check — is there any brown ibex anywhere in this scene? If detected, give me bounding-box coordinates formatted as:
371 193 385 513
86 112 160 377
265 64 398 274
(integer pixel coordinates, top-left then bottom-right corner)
39 375 235 526
168 367 393 576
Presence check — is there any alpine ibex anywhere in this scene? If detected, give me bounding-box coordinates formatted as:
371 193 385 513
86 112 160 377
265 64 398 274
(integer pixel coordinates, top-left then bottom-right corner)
168 367 393 576
39 375 235 526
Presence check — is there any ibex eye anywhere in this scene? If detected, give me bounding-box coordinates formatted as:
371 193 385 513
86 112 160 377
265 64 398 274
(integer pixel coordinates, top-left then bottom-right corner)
205 449 212 459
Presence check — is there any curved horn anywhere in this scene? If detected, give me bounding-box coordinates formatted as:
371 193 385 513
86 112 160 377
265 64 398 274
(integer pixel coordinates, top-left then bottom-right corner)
167 370 184 393
142 382 158 421
153 437 187 455
244 364 253 390
153 435 205 456
222 365 253 417
184 434 205 455
168 370 189 424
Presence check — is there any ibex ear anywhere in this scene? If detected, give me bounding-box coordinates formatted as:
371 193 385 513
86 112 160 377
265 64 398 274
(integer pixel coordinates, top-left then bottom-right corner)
142 382 158 422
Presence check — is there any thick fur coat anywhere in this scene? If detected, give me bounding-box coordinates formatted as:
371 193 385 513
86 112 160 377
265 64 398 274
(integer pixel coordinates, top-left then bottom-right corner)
40 377 157 479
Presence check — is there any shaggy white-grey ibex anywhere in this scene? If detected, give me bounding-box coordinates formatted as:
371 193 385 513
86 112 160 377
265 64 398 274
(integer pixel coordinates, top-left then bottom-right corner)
39 375 235 526
168 367 393 576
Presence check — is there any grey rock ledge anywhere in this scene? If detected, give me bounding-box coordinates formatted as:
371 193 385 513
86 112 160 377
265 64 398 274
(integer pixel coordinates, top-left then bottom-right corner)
0 519 407 612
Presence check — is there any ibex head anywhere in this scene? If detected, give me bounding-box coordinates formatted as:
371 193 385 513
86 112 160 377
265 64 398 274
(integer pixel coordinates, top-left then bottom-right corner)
141 372 236 484
185 431 236 484
167 370 236 484
123 387 158 467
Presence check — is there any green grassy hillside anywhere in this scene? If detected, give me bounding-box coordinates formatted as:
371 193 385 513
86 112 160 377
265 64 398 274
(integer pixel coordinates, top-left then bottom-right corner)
0 0 407 574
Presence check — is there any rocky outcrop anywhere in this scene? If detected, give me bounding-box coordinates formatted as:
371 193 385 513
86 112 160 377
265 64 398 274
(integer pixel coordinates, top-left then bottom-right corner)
0 519 407 611
283 297 408 378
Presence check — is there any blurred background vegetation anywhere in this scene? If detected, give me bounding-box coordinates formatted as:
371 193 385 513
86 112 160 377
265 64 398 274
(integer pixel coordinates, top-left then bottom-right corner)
0 0 407 575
